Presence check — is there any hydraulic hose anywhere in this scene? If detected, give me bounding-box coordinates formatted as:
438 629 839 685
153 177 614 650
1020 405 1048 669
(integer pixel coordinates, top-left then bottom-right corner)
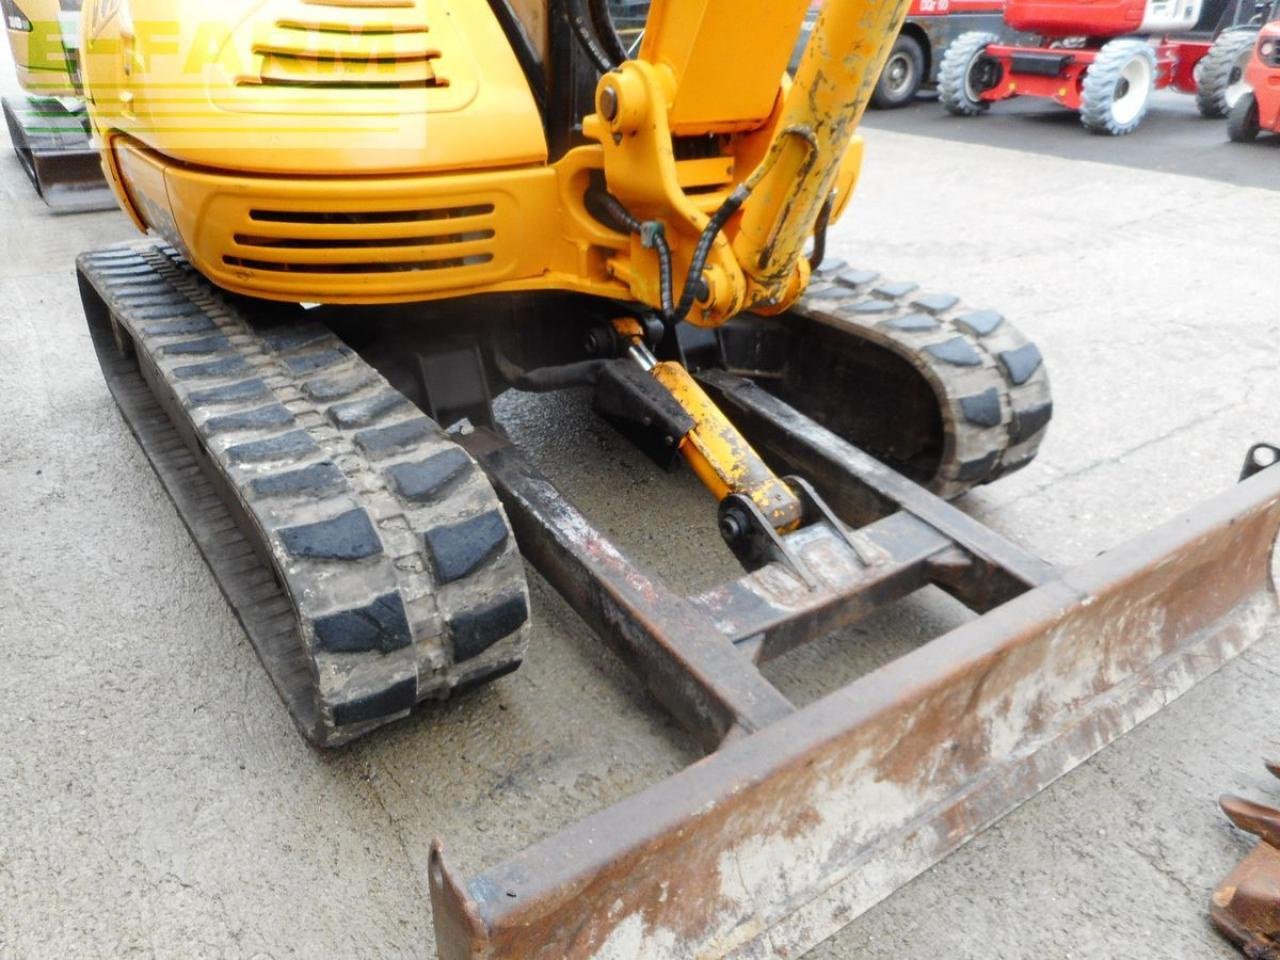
494 353 608 392
586 182 759 326
670 184 750 324
588 0 630 67
589 187 675 320
568 0 619 74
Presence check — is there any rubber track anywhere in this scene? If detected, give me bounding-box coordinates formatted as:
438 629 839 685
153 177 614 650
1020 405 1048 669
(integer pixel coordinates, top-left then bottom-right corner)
802 259 1053 499
78 239 530 747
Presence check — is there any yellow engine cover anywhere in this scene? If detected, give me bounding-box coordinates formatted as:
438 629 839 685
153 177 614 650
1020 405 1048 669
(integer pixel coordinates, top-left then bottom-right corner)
76 0 635 306
81 0 547 175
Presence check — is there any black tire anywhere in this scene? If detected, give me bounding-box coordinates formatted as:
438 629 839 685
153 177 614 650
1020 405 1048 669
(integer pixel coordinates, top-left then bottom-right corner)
1196 30 1258 119
1080 39 1157 135
1228 89 1261 141
872 34 926 109
939 31 1001 117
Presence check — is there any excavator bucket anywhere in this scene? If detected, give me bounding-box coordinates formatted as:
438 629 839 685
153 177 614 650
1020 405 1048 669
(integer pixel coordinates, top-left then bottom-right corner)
2 95 114 212
429 451 1280 958
1213 762 1280 959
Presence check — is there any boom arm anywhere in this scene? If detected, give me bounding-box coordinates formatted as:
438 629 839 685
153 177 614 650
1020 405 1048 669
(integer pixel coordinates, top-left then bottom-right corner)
583 0 912 325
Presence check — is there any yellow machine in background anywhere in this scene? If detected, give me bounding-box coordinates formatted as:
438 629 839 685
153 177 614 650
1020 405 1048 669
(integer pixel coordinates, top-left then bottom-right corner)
2 0 113 209
5 0 79 94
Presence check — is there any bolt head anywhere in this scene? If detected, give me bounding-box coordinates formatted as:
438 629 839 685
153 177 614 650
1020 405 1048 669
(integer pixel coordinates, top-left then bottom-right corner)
720 510 745 543
600 86 619 122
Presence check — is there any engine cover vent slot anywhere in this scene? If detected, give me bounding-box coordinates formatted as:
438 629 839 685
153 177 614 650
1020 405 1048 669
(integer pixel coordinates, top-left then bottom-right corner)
225 202 499 279
248 204 494 225
222 255 495 274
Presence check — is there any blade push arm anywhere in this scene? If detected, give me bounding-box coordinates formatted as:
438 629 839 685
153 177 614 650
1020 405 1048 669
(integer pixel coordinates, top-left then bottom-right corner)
583 0 911 325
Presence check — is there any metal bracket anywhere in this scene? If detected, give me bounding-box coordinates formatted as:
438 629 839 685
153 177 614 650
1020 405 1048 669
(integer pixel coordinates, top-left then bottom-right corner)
717 476 885 587
786 474 888 568
718 492 819 587
414 339 495 432
1241 443 1280 481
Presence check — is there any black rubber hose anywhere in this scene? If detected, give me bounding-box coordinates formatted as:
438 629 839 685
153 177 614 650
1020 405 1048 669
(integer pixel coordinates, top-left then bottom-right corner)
590 186 642 232
588 0 630 66
644 223 676 321
670 184 750 324
508 359 608 392
590 188 675 319
567 0 619 74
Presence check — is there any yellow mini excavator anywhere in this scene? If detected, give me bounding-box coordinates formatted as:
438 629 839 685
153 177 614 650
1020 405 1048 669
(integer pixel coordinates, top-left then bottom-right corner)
2 0 113 209
69 1 1280 957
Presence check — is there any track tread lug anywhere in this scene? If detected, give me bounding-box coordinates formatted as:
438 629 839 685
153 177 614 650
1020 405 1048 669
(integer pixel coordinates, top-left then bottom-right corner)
955 309 1004 337
911 293 960 315
205 403 296 435
998 343 1044 385
881 312 939 333
302 370 378 402
225 430 319 464
850 299 895 314
424 510 509 584
1012 401 1054 443
924 336 983 367
871 280 919 299
188 379 271 406
142 316 218 337
450 592 530 662
314 593 412 654
278 508 383 561
283 348 349 375
835 268 879 288
172 356 252 381
331 675 417 727
386 449 471 504
249 462 347 499
328 391 410 430
162 335 233 357
960 388 1003 428
355 419 436 458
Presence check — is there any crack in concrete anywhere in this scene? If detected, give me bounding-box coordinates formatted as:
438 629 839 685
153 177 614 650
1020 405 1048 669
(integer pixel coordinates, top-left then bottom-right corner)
992 400 1241 508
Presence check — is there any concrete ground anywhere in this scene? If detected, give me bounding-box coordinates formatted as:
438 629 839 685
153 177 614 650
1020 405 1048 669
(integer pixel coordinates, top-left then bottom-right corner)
2 47 1280 960
865 88 1280 189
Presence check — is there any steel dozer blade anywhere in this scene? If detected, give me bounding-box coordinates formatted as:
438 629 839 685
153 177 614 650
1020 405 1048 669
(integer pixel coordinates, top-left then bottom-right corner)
429 438 1280 958
3 95 115 213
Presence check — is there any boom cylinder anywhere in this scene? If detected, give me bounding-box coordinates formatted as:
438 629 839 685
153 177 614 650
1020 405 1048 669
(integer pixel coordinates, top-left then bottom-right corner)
733 0 913 309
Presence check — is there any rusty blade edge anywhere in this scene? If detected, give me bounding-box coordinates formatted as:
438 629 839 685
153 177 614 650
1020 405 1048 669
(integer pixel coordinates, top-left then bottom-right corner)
432 468 1280 960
